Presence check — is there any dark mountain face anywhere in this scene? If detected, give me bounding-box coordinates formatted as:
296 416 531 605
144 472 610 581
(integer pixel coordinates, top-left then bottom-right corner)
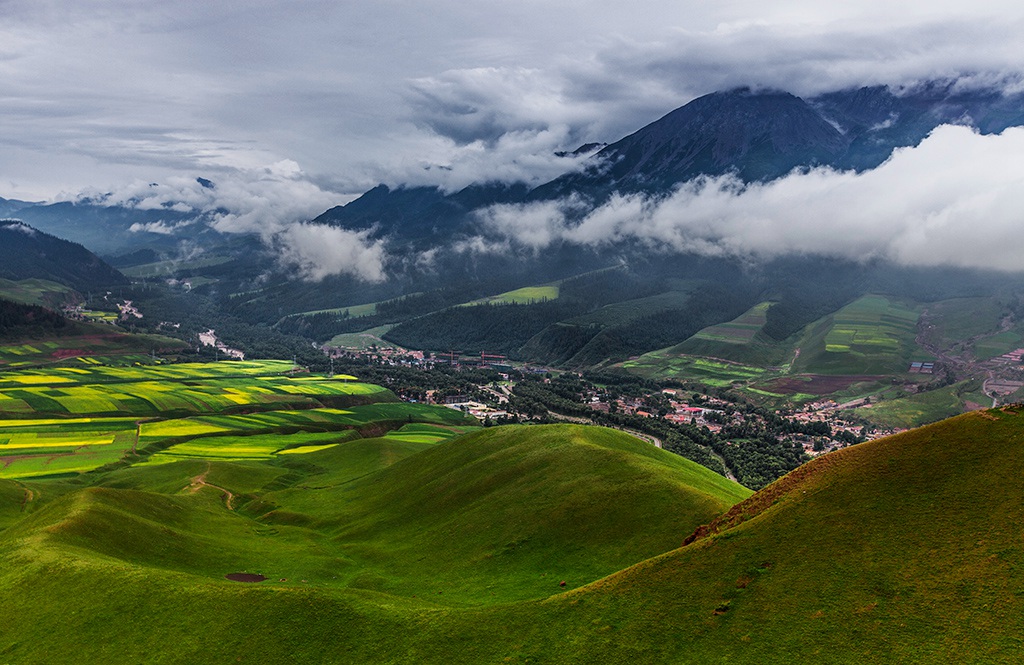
535 89 848 199
313 181 530 246
812 84 1024 170
0 221 128 289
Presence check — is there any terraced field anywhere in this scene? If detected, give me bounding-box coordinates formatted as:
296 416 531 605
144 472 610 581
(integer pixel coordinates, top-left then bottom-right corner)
0 360 475 479
794 295 928 375
622 353 766 386
0 330 187 368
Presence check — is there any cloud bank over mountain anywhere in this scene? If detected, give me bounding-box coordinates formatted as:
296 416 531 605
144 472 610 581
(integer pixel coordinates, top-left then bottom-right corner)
2 1 1024 200
77 161 386 281
473 125 1024 271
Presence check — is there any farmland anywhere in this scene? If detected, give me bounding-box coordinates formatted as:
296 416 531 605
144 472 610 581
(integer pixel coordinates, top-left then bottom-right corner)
0 359 476 479
622 352 766 387
0 277 74 307
794 294 927 375
0 330 188 368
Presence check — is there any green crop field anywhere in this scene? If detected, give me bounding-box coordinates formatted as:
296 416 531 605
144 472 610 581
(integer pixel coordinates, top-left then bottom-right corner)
0 361 388 418
0 358 475 479
622 352 766 386
664 301 795 367
0 278 74 307
568 288 694 327
0 329 188 368
793 294 928 375
852 379 988 428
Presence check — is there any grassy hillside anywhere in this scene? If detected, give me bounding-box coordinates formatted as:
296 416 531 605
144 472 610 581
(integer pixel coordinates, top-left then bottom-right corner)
793 294 927 375
670 301 793 367
0 424 751 663
1 410 1023 661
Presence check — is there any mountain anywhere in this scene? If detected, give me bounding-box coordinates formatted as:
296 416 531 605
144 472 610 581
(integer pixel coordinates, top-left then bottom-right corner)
0 196 38 218
0 423 750 663
317 83 1024 244
0 221 128 290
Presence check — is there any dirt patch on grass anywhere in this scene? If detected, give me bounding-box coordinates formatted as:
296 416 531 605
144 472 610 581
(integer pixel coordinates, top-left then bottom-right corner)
225 573 267 583
762 374 884 396
51 349 89 359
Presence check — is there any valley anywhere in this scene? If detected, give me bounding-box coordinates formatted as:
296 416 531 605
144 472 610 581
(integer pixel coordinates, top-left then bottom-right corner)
2 63 1024 662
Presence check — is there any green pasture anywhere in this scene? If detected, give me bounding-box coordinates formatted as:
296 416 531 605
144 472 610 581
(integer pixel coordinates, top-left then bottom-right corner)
326 324 400 350
853 379 988 428
120 255 233 279
690 300 772 343
0 278 74 307
974 330 1023 360
569 289 693 327
464 285 560 306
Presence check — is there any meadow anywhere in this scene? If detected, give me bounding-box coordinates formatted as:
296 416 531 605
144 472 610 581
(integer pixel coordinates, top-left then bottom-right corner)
0 407 1021 662
622 352 766 386
463 284 560 306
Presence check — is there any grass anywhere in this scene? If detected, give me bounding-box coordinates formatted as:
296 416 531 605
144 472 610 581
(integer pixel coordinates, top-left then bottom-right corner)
622 352 766 386
463 285 560 306
568 289 694 327
0 278 74 307
0 411 1022 661
974 330 1023 360
794 294 927 375
326 324 400 350
852 379 987 428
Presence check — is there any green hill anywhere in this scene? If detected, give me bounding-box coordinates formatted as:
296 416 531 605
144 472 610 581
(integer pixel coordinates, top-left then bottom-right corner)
4 409 1024 662
0 423 749 663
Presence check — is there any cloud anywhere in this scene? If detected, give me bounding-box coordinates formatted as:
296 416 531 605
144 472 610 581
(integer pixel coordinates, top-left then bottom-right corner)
77 160 390 281
5 1 1024 202
472 124 1024 271
274 223 387 282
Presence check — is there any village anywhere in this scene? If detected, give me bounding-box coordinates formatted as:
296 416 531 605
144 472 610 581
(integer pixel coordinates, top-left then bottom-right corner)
323 341 901 459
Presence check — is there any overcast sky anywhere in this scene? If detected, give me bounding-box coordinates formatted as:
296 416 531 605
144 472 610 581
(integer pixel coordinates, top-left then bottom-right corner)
2 0 1024 204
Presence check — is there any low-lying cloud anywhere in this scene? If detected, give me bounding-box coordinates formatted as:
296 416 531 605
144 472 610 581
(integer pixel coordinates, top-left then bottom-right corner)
76 160 388 281
473 124 1024 271
275 223 387 283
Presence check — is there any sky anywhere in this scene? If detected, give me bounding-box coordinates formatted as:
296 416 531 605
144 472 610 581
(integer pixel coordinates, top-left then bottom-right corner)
3 0 1024 204
3 1 1024 281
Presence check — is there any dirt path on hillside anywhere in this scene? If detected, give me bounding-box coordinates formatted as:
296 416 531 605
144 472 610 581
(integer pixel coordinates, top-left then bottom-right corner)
16 483 34 512
189 464 236 510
